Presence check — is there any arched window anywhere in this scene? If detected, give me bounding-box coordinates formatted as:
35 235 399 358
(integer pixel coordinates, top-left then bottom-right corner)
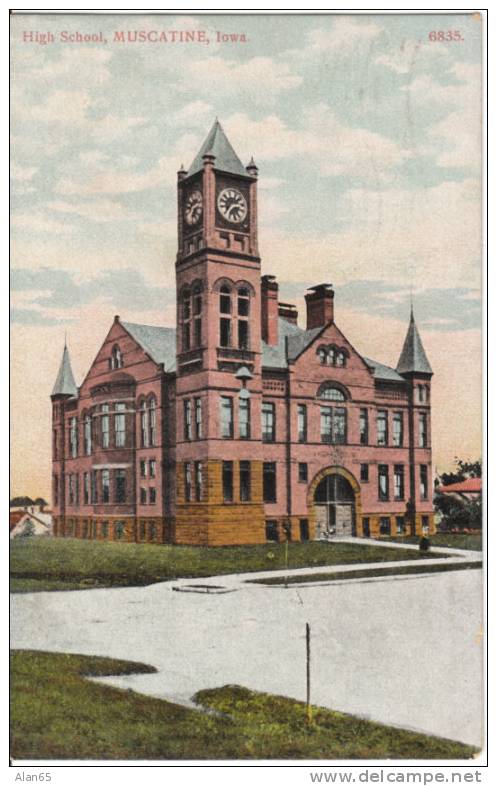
318 384 348 402
238 287 250 317
140 399 149 447
192 282 202 347
149 396 157 446
219 285 232 347
110 345 123 369
318 347 326 364
84 412 92 455
316 345 348 367
237 287 250 350
181 287 191 351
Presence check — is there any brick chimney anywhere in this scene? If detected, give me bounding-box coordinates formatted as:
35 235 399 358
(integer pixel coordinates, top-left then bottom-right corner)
305 284 334 329
278 302 298 325
261 275 279 345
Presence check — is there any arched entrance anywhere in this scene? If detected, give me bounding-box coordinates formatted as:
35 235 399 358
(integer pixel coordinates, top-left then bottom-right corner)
313 472 356 539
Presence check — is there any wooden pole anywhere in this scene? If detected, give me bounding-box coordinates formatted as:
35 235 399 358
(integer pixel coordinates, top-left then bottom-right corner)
306 622 312 724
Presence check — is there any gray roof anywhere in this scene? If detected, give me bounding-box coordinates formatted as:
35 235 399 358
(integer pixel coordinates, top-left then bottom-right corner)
122 321 176 371
52 345 77 396
187 119 248 178
261 319 323 368
363 357 405 383
396 310 433 375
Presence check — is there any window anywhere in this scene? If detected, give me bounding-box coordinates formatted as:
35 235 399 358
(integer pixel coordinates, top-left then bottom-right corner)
379 517 391 535
68 474 75 505
223 461 234 502
394 465 404 500
193 284 202 348
240 461 251 501
194 461 203 502
262 402 276 442
149 398 157 446
53 429 58 460
333 407 347 444
396 516 406 535
418 385 429 404
149 522 157 540
220 317 231 347
149 459 156 478
194 397 202 439
239 398 250 439
220 396 234 438
184 462 192 502
238 287 250 317
115 469 126 503
102 469 110 503
360 463 369 482
419 413 427 448
149 487 156 504
318 385 346 401
238 319 249 350
298 463 308 482
422 515 430 533
184 399 192 441
362 517 370 537
53 474 59 506
101 521 109 539
140 460 147 478
360 408 369 445
83 472 89 505
70 417 78 458
320 407 333 443
101 404 109 448
317 346 348 367
114 520 125 540
140 487 147 504
263 462 277 502
75 474 79 505
91 470 97 503
377 410 388 446
378 465 389 501
266 520 279 542
393 412 403 447
84 414 92 455
182 288 191 351
140 400 149 447
297 404 307 442
420 464 428 500
114 403 126 447
139 520 146 540
110 345 123 369
219 285 231 347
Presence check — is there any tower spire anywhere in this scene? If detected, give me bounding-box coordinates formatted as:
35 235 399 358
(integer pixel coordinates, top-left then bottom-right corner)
396 310 432 375
186 118 247 177
52 341 77 397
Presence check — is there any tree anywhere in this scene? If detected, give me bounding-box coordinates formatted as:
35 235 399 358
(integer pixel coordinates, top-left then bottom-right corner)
436 457 482 488
18 519 36 538
10 496 34 508
434 457 482 531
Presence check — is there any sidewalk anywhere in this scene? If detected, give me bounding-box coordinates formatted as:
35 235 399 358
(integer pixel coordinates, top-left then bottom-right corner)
169 538 482 592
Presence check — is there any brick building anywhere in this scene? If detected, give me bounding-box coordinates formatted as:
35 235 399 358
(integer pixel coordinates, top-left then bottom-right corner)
51 120 434 545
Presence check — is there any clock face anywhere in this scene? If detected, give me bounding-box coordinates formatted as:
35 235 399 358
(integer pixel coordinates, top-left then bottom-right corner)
184 190 203 226
217 188 248 224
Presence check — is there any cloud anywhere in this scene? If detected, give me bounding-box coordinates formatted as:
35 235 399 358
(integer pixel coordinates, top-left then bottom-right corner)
47 198 138 223
11 211 76 234
374 40 450 75
184 55 303 102
11 163 37 182
308 17 383 53
225 106 410 181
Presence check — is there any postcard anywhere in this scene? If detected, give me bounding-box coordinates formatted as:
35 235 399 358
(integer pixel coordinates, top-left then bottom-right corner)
9 9 485 772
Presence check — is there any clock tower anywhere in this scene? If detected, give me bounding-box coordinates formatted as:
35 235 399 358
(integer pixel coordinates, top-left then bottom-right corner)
174 120 265 545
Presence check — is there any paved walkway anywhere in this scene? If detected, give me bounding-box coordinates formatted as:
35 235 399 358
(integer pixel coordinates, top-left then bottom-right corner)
169 538 482 591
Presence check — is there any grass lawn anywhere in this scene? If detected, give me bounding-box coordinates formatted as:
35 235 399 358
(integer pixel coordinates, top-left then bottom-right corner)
10 650 478 760
251 560 483 586
10 537 448 593
380 533 482 551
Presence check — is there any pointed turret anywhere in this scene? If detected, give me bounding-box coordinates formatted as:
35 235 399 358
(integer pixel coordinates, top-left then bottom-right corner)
186 119 247 177
51 342 77 397
396 309 433 375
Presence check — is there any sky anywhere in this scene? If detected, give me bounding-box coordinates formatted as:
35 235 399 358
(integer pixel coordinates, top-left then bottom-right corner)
10 11 483 499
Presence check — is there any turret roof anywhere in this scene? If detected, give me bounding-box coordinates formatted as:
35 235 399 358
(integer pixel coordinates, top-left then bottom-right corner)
52 344 77 397
396 309 433 375
186 119 248 178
